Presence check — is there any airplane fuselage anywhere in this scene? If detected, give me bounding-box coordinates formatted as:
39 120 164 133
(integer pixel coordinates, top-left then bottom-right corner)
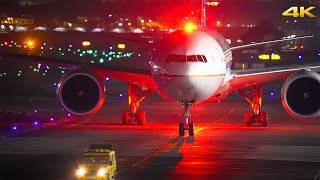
151 29 232 102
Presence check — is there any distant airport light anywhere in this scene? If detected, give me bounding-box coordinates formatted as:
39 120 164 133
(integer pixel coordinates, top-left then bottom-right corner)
271 54 281 60
132 28 143 33
54 27 66 32
74 27 86 32
27 40 34 47
184 22 197 33
82 41 91 47
34 26 47 31
206 1 219 6
259 54 270 60
11 126 18 131
118 44 126 49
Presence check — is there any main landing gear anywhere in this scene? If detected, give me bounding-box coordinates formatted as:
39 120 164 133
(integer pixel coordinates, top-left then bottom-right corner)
122 83 151 125
178 100 195 136
238 84 268 127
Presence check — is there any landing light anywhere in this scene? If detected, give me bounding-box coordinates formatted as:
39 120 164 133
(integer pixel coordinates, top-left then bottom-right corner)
184 22 197 33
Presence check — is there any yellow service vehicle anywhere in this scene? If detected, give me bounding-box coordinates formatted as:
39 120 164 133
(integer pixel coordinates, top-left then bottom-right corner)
76 144 117 180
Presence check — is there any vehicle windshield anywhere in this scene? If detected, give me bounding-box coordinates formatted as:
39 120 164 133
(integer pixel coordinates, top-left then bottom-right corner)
81 155 109 164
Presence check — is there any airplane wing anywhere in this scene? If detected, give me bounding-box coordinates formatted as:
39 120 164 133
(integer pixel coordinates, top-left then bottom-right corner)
0 53 158 91
228 63 320 91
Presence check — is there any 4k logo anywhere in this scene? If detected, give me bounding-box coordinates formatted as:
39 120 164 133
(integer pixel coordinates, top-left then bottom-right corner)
282 7 316 18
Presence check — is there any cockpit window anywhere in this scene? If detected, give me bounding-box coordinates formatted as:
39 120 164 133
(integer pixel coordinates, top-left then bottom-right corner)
166 54 207 63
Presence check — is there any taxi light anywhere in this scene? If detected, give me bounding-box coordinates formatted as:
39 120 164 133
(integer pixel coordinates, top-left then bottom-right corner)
76 168 86 176
184 22 197 33
97 169 106 176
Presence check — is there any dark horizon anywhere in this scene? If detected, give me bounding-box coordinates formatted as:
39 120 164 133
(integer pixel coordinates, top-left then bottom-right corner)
0 0 317 26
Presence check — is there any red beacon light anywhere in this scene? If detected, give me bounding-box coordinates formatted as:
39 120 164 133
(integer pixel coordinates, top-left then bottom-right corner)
184 22 197 33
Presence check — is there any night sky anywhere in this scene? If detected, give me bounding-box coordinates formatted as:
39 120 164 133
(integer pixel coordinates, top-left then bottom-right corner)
0 0 315 25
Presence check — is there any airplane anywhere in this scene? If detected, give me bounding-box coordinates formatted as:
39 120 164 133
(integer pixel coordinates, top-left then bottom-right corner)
0 26 319 136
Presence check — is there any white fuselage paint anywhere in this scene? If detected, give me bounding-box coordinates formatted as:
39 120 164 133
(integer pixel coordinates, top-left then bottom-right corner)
151 29 231 102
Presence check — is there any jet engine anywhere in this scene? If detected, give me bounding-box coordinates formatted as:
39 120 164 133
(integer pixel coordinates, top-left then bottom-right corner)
281 70 320 120
56 69 105 116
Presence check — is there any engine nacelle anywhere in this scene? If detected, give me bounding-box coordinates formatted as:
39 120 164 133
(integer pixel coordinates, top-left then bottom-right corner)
56 69 105 116
281 70 320 120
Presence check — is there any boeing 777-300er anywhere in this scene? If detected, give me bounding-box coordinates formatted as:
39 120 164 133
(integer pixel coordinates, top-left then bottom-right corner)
1 28 320 136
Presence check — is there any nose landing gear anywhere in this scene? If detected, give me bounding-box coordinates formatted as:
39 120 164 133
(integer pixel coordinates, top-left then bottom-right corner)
178 100 195 136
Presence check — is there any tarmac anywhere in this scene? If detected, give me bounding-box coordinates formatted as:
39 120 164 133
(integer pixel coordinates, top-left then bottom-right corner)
1 84 320 180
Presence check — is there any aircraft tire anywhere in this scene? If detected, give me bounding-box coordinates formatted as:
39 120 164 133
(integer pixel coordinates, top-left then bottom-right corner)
179 123 185 136
137 110 146 125
245 111 252 126
122 110 130 125
189 123 194 136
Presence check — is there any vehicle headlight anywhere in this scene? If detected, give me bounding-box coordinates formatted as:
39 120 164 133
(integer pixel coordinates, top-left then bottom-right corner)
97 168 106 176
76 168 86 176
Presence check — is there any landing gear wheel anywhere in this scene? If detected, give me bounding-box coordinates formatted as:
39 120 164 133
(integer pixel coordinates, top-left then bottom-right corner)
137 110 146 125
260 112 268 127
122 110 130 125
189 123 194 136
179 123 185 136
245 111 252 126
